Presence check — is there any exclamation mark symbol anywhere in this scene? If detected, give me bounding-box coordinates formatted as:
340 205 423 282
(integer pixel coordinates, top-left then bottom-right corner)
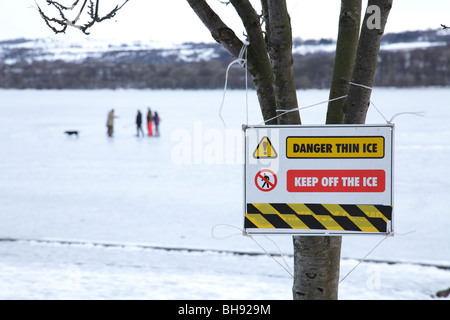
253 137 277 159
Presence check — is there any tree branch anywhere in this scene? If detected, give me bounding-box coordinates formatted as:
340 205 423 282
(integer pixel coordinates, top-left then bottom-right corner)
343 0 393 124
187 0 278 124
263 0 300 124
326 0 362 124
48 0 83 10
186 0 243 59
35 0 129 35
228 0 280 123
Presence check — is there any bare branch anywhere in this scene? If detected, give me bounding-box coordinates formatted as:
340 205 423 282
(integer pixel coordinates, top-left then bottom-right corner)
35 1 69 34
186 0 243 58
48 0 84 10
36 0 129 35
72 0 88 24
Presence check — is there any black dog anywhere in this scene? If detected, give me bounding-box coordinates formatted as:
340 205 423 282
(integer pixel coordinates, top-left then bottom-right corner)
64 131 79 137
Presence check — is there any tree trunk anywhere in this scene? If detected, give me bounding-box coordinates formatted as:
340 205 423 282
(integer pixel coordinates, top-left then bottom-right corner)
292 236 342 300
326 0 362 124
291 0 362 301
343 0 393 124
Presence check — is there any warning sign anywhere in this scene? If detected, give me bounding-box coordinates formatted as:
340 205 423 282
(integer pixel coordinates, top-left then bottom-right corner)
253 136 277 159
244 124 394 236
286 136 385 158
286 169 385 193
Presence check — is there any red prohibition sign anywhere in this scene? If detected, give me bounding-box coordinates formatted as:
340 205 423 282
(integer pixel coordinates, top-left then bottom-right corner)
255 169 277 192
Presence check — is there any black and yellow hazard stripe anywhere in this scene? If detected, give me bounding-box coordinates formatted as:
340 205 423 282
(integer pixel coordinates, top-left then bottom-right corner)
245 203 392 233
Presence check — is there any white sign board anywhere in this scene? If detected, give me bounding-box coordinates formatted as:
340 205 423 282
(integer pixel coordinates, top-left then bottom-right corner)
244 124 394 235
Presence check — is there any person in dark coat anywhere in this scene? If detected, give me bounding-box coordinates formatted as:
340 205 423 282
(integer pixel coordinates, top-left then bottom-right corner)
136 110 145 137
153 111 160 136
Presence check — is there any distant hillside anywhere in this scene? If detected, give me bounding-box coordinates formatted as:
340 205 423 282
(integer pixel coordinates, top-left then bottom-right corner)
0 29 449 89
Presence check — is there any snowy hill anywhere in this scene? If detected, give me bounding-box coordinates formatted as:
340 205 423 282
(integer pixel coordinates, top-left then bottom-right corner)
0 37 228 64
1 29 448 64
0 29 449 89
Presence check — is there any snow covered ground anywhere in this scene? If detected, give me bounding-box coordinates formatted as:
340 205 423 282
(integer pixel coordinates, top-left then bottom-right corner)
0 88 449 300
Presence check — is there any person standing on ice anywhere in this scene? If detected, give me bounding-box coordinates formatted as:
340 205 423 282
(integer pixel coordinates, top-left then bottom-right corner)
136 110 145 137
153 111 160 136
106 109 115 137
146 108 153 136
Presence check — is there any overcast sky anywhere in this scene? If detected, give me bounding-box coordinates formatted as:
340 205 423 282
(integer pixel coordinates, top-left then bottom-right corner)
0 1 449 44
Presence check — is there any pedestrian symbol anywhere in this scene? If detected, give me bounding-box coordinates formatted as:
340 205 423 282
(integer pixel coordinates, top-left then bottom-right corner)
255 169 277 192
253 137 277 159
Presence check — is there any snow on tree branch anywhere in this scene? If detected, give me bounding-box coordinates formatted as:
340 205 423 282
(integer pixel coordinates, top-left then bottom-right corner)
35 0 129 35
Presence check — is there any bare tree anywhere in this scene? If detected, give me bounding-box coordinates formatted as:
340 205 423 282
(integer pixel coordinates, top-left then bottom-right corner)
190 0 392 300
36 0 393 300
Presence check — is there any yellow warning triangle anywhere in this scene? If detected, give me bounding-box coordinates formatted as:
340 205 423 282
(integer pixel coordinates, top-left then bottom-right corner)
253 136 277 159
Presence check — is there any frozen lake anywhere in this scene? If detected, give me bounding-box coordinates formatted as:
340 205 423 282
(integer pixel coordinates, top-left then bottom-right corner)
0 88 449 299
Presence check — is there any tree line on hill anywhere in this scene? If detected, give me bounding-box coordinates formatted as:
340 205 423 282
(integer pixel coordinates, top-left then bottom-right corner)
1 30 449 89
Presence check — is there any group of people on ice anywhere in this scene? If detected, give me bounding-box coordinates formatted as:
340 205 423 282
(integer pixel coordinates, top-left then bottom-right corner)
136 108 160 137
106 108 160 138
